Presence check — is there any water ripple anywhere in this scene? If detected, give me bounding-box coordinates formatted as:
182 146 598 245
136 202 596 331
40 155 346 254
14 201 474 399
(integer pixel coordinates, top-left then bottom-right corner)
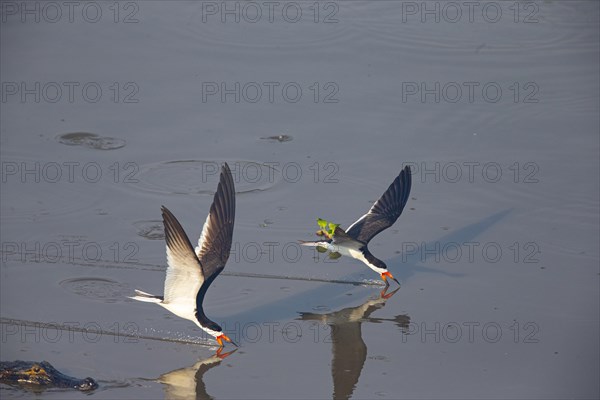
133 220 164 240
129 159 282 196
59 277 132 303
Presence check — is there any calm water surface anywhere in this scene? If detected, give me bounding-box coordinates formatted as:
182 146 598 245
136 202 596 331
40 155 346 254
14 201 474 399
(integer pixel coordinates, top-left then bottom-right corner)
1 1 598 399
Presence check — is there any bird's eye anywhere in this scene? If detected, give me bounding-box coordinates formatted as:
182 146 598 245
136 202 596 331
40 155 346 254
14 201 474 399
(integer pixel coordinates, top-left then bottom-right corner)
32 367 40 373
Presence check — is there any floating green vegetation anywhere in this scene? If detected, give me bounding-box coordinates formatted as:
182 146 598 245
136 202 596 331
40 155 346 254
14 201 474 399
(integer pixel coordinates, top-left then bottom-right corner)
316 218 339 238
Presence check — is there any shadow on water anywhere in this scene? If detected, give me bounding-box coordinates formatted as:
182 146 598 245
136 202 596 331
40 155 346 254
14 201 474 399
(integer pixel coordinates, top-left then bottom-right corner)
298 287 409 400
224 209 511 326
390 208 512 282
153 349 237 400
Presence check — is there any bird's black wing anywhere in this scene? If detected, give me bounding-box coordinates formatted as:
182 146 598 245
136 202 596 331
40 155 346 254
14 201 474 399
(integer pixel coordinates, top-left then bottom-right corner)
195 163 236 281
345 166 412 244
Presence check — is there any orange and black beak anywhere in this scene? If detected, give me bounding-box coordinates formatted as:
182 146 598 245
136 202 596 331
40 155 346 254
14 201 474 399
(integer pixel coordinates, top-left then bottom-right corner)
381 271 400 287
216 334 238 348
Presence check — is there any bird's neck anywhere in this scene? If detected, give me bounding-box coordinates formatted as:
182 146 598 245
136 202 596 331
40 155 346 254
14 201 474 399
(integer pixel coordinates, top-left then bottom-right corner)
361 248 388 274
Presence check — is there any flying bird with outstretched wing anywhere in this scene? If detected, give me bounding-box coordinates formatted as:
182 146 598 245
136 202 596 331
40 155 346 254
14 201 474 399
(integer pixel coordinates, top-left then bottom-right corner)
130 163 237 348
300 166 412 286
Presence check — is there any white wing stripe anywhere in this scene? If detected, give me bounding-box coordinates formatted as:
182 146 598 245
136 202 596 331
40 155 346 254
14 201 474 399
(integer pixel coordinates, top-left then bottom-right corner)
346 213 368 233
195 213 212 258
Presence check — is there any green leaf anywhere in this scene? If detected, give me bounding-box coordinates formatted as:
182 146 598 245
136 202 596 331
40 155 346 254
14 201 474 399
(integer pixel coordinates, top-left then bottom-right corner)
316 246 327 253
317 218 327 229
328 223 339 236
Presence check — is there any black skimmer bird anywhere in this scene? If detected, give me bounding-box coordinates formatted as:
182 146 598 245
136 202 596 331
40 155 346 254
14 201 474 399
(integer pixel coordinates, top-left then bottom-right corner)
300 166 412 286
130 163 237 348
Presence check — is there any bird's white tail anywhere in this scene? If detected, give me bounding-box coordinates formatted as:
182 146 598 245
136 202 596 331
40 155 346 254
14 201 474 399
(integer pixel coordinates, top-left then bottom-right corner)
298 240 328 247
129 289 163 303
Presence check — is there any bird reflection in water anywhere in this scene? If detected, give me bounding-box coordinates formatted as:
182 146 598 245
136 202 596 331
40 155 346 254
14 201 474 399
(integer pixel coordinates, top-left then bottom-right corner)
298 287 410 400
157 349 237 400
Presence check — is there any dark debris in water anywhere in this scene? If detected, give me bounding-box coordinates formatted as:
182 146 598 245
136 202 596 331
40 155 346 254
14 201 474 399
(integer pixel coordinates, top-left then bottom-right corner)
259 219 274 228
260 135 293 143
56 132 126 150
